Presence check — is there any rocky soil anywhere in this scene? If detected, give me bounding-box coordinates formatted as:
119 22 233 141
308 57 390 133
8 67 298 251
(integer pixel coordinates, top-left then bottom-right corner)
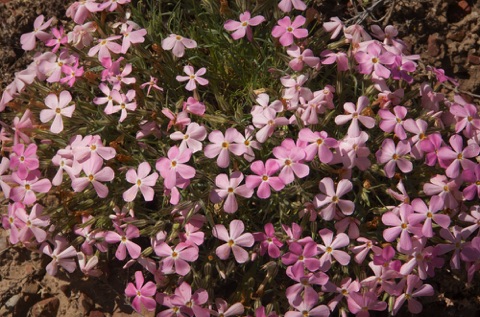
1 0 480 316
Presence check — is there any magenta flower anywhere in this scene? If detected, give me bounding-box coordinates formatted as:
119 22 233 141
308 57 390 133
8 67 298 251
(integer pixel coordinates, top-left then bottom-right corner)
155 242 198 275
378 106 408 140
45 26 68 53
314 177 354 221
246 159 285 199
317 229 350 271
355 42 395 79
437 134 479 178
224 11 265 41
155 146 195 189
176 66 209 91
408 196 451 238
161 34 197 58
123 162 159 202
140 76 163 97
376 139 412 178
210 171 253 214
40 91 75 134
254 223 284 258
20 15 53 51
72 158 114 198
212 219 254 263
105 224 141 260
9 143 39 180
125 271 157 313
271 15 308 47
40 235 77 276
61 59 84 87
392 275 434 315
204 128 246 168
347 291 387 317
168 282 209 317
381 204 421 252
278 0 307 12
335 96 375 137
298 128 338 163
281 241 320 272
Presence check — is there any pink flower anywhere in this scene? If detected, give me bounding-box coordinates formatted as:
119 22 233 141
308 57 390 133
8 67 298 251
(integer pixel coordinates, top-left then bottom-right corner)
68 22 96 49
77 252 102 277
99 0 131 11
317 228 350 271
204 128 246 168
155 242 198 275
437 134 479 178
140 76 163 96
45 26 68 53
450 96 480 138
347 291 387 317
155 146 195 189
381 204 421 252
285 264 328 307
120 25 147 54
321 50 349 71
284 295 329 317
211 299 244 317
110 89 137 122
10 171 52 205
423 174 461 208
378 106 408 140
287 45 320 71
335 96 375 137
272 142 309 184
0 157 12 198
278 0 307 12
252 108 289 143
123 162 159 202
71 158 114 198
246 159 285 199
271 15 308 47
224 11 265 41
176 66 209 91
463 164 480 200
40 91 75 134
282 241 319 272
20 15 53 51
254 223 283 258
66 0 102 24
9 143 39 180
105 224 141 260
60 59 84 87
323 17 343 39
125 271 157 312
375 139 412 178
392 275 434 315
298 128 338 163
212 219 254 263
15 203 49 243
88 36 122 61
168 282 209 317
314 178 354 221
40 235 77 276
210 171 253 214
408 196 451 238
169 122 207 153
355 42 395 79
161 34 197 58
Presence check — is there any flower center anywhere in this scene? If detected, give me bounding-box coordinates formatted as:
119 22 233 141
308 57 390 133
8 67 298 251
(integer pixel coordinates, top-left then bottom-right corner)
88 174 94 181
25 184 31 190
172 251 178 258
136 179 142 186
136 290 141 297
426 212 433 218
228 239 234 246
392 153 399 160
457 153 463 160
401 223 407 229
175 35 182 41
121 236 127 243
262 175 269 181
221 141 229 149
20 156 25 162
285 159 292 166
241 21 248 27
316 139 323 145
90 144 97 151
244 140 250 146
332 195 339 203
227 187 234 193
326 246 333 253
287 27 293 32
171 160 177 167
101 40 107 45
183 134 189 140
371 57 379 64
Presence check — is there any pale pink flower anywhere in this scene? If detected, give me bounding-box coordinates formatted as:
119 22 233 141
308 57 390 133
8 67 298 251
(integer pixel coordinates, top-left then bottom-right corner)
323 17 343 39
120 25 147 53
155 242 198 275
45 26 68 53
212 219 254 263
68 21 96 49
66 0 102 24
88 36 122 61
123 162 159 202
20 15 53 51
204 128 246 168
314 178 354 221
99 0 131 11
320 50 349 71
10 171 52 205
392 275 434 315
77 252 102 277
246 159 285 199
125 271 157 312
168 282 209 317
287 45 320 71
224 11 265 41
169 122 207 153
423 174 461 208
347 291 387 317
210 171 253 214
110 89 137 122
140 76 163 96
161 34 197 58
355 42 395 79
298 128 338 163
272 142 309 184
285 264 328 307
0 157 12 198
51 151 79 185
40 235 77 276
71 158 114 198
155 146 195 189
211 299 244 317
105 224 141 260
12 109 33 145
182 97 206 116
93 83 118 113
252 108 289 143
9 143 39 180
317 228 350 271
282 241 319 272
437 134 479 178
40 91 75 134
375 139 412 178
70 134 116 165
450 96 480 138
335 96 375 137
381 204 421 252
408 196 451 238
176 66 209 91
278 0 307 12
271 15 308 47
378 106 408 140
285 297 329 317
15 203 49 243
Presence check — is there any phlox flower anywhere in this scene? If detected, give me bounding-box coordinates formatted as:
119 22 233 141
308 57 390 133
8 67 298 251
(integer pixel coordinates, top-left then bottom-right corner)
40 91 75 134
252 108 289 143
40 235 77 276
251 93 283 115
77 252 102 277
382 204 421 252
378 106 408 140
204 128 246 168
428 66 458 86
355 42 395 79
423 174 461 208
278 0 307 12
168 282 209 317
99 0 131 11
155 242 198 275
140 76 163 96
51 152 81 186
435 226 465 270
179 223 205 247
155 146 195 189
70 134 117 165
66 0 102 24
123 162 159 202
335 216 361 240
39 50 75 84
271 15 308 47
105 224 141 260
320 50 349 71
370 24 405 50
408 196 451 238
246 159 285 199
284 293 329 317
15 203 49 243
325 277 360 311
61 58 84 87
314 177 354 221
461 237 480 282
125 271 157 313
107 61 136 90
110 89 137 122
162 108 191 131
182 97 206 116
68 21 96 49
463 165 480 200
347 291 387 317
3 203 22 244
120 25 147 54
399 238 444 279
323 17 343 39
224 11 265 41
253 223 283 258
285 264 328 307
281 74 311 110
392 275 434 315
437 134 479 178
420 132 443 166
344 24 371 43
93 83 118 114
317 228 350 271
74 215 107 255
10 171 52 205
450 95 480 138
212 219 254 263
12 109 33 145
161 34 197 58
71 158 114 198
9 143 39 180
281 241 319 272
375 139 412 178
403 118 428 159
419 82 444 111
272 142 309 184
335 96 375 137
211 299 244 317
238 125 260 162
20 15 53 51
298 128 338 163
176 66 209 91
0 157 12 198
360 262 401 296
45 26 68 53
286 45 320 71
255 306 278 317
350 237 381 264
169 122 207 153
373 245 401 271
210 171 253 214
88 36 122 61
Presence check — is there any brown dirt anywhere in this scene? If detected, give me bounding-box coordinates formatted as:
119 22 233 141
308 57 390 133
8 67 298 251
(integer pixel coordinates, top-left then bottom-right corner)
1 0 480 316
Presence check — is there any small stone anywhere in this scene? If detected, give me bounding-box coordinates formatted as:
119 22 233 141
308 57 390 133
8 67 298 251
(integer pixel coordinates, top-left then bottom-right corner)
5 294 21 308
79 292 94 314
30 297 60 317
467 54 480 65
458 0 471 13
23 282 40 294
428 34 441 57
88 311 105 317
447 30 466 41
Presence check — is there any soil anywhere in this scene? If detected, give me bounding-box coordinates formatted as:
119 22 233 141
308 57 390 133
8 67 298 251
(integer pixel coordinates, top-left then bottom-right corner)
1 0 480 316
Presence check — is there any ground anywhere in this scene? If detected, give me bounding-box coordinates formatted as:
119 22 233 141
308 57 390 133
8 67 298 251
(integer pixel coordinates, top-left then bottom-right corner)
1 0 480 316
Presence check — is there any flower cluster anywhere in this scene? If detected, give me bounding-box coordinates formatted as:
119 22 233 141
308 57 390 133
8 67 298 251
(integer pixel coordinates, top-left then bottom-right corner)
1 0 480 316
